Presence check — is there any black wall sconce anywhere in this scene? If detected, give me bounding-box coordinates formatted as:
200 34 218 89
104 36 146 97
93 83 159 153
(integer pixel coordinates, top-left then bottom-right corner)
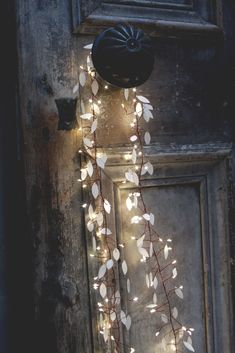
55 97 78 131
55 24 154 130
92 24 155 88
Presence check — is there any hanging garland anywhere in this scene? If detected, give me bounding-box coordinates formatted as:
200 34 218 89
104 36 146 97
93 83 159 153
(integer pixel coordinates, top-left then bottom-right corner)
74 43 195 353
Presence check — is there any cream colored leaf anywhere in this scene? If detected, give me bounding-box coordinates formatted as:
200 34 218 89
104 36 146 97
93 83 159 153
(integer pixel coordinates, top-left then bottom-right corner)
79 71 86 87
143 109 153 122
87 161 93 177
92 236 96 252
126 197 133 211
146 304 157 309
146 161 154 175
81 168 87 181
84 43 93 49
132 148 137 164
97 155 107 169
145 274 150 288
83 137 93 148
88 204 94 219
113 248 120 261
153 276 158 289
161 314 168 323
136 102 143 117
183 341 195 352
106 259 114 270
91 119 97 133
101 228 112 235
124 88 129 100
98 264 106 279
153 293 157 304
127 278 130 293
73 83 79 94
92 182 99 199
144 103 153 110
138 247 149 258
175 287 184 299
143 213 150 221
122 260 128 275
92 79 99 96
150 213 155 225
104 199 111 214
137 234 145 248
110 311 116 321
126 315 131 330
137 95 150 103
80 113 93 120
144 131 151 145
120 310 126 325
172 268 178 279
149 242 153 257
172 307 178 319
87 221 94 232
96 212 103 226
164 244 169 260
103 327 109 342
99 283 107 298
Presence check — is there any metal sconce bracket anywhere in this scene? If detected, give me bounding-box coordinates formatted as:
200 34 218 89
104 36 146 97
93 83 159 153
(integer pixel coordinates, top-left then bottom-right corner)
55 97 78 131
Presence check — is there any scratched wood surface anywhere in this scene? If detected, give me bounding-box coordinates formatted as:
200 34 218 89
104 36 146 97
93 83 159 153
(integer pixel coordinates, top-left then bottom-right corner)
15 1 235 353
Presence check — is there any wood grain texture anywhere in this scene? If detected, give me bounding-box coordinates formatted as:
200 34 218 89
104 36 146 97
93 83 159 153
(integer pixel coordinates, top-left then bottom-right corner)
15 0 235 352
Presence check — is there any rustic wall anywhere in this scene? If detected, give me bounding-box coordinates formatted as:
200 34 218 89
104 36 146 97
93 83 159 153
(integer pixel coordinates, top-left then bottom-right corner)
12 0 235 353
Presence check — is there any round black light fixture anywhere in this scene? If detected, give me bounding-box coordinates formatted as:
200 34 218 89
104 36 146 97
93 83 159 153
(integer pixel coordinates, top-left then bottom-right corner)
92 24 155 88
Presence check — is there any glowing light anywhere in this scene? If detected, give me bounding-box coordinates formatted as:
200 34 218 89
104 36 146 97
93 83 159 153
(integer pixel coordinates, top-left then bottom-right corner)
82 184 87 189
105 85 108 89
133 297 138 302
82 203 87 208
133 88 136 92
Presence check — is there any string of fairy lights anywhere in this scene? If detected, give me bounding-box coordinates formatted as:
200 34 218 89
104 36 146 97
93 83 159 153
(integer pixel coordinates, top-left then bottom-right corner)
74 43 195 353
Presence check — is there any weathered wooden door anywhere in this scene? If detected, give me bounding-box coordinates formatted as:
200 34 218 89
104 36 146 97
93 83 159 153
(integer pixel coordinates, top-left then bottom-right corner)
15 1 235 353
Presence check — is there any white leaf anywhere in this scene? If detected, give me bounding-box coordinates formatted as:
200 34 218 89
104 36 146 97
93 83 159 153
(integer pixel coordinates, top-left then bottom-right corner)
91 119 98 133
146 161 154 175
172 307 178 319
135 102 143 117
80 113 93 120
110 311 116 322
124 88 129 100
92 182 99 199
172 268 178 279
146 304 157 309
144 131 151 145
155 332 160 337
84 43 93 49
87 161 93 177
79 71 86 87
161 314 168 323
97 155 107 169
87 221 94 232
149 242 153 257
81 168 87 181
143 109 153 122
115 290 120 305
144 103 153 110
96 212 103 226
132 148 137 164
131 216 142 224
127 278 130 293
106 259 114 270
126 315 131 330
137 234 145 248
143 213 150 221
133 194 138 208
73 83 79 94
93 103 100 115
150 213 155 225
183 341 195 352
175 287 184 299
120 311 126 325
153 276 158 289
92 236 96 251
92 79 99 96
132 172 139 186
130 135 138 142
122 260 128 275
113 248 120 261
153 293 157 304
138 247 149 258
103 327 109 342
83 137 93 148
145 274 150 288
101 228 112 235
126 197 133 211
137 95 150 103
98 264 106 279
187 337 193 345
87 55 92 70
104 199 111 214
164 245 169 260
99 283 107 298
140 165 147 176
88 204 94 219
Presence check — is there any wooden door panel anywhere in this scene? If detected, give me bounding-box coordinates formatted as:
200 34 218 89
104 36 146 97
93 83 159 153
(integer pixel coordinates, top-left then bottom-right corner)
118 181 206 353
84 144 232 353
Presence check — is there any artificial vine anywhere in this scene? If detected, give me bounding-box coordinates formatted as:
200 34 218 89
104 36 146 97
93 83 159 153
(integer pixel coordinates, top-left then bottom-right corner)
75 43 195 353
